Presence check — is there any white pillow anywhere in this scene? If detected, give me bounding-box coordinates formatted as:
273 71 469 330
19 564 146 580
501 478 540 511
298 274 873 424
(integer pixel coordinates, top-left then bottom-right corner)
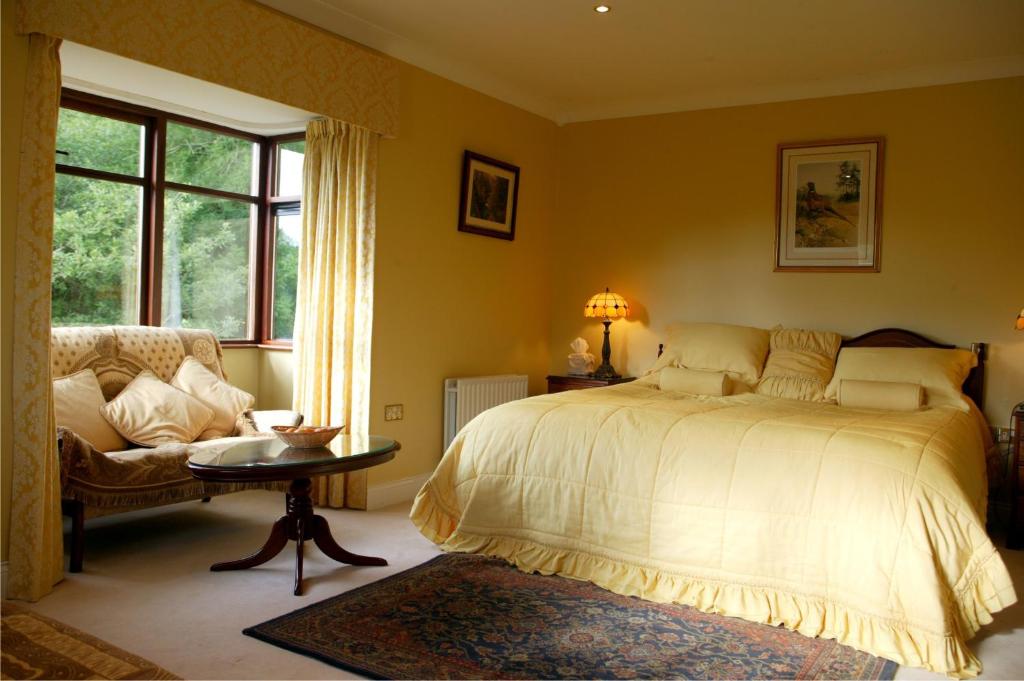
101 370 215 446
648 322 770 387
825 347 977 411
171 356 255 440
53 369 128 452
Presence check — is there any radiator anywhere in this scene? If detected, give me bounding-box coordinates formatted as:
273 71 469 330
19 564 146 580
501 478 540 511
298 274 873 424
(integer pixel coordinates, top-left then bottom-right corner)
444 375 528 451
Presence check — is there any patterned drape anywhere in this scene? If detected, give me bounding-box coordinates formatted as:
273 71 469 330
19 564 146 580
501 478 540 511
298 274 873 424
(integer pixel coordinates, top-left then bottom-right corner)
8 34 64 601
292 119 379 509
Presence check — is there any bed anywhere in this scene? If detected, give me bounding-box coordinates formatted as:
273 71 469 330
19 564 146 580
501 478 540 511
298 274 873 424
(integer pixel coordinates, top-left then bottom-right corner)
411 328 1016 678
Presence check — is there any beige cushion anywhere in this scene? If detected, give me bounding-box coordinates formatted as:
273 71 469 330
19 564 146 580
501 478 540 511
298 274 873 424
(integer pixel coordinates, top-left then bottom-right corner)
101 370 215 446
824 347 977 411
838 379 924 411
756 328 842 402
171 356 255 440
660 366 732 396
53 369 128 452
648 322 770 387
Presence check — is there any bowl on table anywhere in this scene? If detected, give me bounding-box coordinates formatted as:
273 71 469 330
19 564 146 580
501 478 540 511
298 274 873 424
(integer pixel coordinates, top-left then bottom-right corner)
271 425 344 449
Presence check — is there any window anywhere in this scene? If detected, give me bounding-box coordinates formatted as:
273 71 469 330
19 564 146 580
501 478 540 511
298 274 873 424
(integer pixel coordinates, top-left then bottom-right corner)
53 107 146 327
53 91 303 345
266 138 304 342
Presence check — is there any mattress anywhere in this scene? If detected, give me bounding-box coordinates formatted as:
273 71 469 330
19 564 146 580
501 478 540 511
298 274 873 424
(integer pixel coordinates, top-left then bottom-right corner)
411 379 1016 677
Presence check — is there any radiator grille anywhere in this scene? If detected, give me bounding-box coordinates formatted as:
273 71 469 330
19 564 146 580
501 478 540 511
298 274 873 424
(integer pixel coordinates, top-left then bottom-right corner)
443 375 528 451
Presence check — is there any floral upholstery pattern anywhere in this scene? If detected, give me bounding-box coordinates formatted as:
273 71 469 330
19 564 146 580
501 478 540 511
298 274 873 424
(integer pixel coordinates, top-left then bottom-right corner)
52 326 225 401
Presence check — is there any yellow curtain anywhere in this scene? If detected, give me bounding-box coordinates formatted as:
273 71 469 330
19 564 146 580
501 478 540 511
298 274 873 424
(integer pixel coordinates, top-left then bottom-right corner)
8 34 64 601
292 119 379 509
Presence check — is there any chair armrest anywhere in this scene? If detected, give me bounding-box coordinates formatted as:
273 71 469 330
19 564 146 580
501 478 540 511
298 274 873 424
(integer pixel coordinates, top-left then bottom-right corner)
238 409 304 435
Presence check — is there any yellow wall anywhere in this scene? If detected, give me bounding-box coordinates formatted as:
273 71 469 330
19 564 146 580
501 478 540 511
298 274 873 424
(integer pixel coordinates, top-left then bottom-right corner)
548 77 1024 426
1 1 29 563
367 62 557 484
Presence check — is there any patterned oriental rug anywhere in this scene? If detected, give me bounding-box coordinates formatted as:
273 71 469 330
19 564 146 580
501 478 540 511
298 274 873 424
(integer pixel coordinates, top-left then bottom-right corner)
1 602 178 680
244 554 898 680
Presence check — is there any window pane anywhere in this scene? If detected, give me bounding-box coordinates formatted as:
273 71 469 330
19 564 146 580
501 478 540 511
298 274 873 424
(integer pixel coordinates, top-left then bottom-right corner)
165 122 257 195
271 211 301 340
162 191 254 339
56 107 144 177
52 174 142 325
275 140 305 197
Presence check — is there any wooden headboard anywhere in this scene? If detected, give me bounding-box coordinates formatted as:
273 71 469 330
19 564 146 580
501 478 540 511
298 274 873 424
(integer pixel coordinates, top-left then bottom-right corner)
656 327 986 409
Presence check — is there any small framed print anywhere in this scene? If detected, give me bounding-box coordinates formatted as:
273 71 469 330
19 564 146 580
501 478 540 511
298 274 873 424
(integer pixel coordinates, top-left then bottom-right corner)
458 150 520 241
775 137 884 272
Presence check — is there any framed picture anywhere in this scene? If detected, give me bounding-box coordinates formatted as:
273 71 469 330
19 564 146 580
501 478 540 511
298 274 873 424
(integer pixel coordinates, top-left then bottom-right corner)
458 150 520 241
775 137 884 272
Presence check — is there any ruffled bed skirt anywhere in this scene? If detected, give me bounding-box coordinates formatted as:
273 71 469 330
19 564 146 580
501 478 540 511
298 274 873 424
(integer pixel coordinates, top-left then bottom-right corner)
411 482 1016 679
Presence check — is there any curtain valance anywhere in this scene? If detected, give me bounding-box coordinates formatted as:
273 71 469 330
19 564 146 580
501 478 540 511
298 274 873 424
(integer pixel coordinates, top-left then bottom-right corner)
15 0 399 137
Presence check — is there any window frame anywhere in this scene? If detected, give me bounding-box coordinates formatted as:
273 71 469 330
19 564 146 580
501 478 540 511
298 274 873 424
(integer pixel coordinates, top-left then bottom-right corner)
56 89 301 348
260 131 304 349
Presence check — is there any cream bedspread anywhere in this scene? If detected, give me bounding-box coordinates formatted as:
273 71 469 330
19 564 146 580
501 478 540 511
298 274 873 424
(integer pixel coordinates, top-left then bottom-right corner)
411 380 1016 677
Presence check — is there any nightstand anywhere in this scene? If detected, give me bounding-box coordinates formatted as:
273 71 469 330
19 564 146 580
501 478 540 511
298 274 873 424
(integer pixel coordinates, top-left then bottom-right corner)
1008 405 1024 549
546 375 635 394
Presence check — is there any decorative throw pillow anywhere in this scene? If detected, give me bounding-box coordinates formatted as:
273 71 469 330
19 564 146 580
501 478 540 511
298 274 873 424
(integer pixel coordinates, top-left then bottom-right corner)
756 328 842 402
53 369 128 452
647 322 770 388
171 356 255 440
824 347 977 411
837 379 924 411
100 370 215 446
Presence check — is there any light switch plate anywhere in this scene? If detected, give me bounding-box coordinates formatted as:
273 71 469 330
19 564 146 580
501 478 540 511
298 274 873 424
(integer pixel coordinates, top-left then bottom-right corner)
384 404 403 421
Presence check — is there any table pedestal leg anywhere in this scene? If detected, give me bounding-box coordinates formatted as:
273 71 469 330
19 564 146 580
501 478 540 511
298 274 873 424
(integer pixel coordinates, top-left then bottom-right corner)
209 477 387 595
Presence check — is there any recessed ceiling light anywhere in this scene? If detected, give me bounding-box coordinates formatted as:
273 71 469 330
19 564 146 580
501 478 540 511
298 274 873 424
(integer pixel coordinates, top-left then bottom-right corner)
594 5 611 13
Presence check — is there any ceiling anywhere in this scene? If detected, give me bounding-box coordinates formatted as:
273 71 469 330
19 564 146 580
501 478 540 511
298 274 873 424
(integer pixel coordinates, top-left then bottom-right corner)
256 0 1024 124
62 42 315 134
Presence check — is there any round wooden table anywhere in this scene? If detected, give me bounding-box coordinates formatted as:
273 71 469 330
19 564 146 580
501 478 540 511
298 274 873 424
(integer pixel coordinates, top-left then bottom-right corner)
188 435 400 595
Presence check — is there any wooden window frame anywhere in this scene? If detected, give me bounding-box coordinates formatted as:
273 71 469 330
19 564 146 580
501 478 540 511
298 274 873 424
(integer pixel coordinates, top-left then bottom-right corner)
260 132 304 349
56 89 301 348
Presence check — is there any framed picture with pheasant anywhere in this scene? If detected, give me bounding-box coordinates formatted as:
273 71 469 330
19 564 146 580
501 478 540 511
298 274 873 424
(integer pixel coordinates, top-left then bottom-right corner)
458 150 520 241
774 137 885 272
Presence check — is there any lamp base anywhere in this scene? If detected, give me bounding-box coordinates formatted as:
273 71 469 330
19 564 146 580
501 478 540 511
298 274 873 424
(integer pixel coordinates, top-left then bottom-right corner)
592 363 620 380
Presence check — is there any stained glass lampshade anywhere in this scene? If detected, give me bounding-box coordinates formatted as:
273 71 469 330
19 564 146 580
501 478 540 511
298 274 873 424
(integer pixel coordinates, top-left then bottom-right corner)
1017 308 1024 330
584 288 629 320
584 288 629 379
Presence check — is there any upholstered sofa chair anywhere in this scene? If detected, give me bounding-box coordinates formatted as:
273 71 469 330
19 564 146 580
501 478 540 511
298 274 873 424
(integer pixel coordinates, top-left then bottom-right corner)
52 325 302 572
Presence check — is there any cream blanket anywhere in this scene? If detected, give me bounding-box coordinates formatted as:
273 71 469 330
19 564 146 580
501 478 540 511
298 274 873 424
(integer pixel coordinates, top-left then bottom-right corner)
411 380 1016 677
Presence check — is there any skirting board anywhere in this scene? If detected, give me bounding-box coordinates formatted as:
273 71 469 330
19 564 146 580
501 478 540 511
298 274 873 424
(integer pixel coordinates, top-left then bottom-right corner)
366 473 430 511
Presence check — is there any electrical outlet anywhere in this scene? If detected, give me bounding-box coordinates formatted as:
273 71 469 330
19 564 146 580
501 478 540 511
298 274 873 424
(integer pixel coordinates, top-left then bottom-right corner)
994 427 1012 444
384 404 403 421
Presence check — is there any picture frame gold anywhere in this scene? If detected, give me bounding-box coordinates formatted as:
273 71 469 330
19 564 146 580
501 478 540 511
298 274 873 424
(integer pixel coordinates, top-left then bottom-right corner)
457 150 520 241
774 137 885 272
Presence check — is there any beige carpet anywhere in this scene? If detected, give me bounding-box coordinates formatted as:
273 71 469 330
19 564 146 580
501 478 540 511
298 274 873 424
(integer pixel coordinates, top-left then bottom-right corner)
9 490 1024 680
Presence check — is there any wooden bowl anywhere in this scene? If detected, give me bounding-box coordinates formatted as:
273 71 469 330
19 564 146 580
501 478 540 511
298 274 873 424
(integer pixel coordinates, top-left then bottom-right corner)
271 425 344 449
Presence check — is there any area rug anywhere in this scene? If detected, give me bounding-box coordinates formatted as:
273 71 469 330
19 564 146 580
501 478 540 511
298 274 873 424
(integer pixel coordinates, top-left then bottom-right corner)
244 554 898 680
1 602 178 680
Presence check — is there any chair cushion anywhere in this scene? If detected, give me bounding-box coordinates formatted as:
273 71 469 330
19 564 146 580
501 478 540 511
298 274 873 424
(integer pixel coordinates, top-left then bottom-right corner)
171 356 255 440
100 370 214 446
53 369 128 452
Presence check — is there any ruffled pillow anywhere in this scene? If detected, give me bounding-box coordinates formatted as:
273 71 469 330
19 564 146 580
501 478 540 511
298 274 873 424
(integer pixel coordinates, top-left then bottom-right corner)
756 328 842 402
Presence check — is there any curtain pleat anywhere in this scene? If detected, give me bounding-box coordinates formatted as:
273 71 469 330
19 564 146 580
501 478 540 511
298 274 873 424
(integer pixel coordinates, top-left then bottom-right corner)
8 34 64 601
292 119 378 509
